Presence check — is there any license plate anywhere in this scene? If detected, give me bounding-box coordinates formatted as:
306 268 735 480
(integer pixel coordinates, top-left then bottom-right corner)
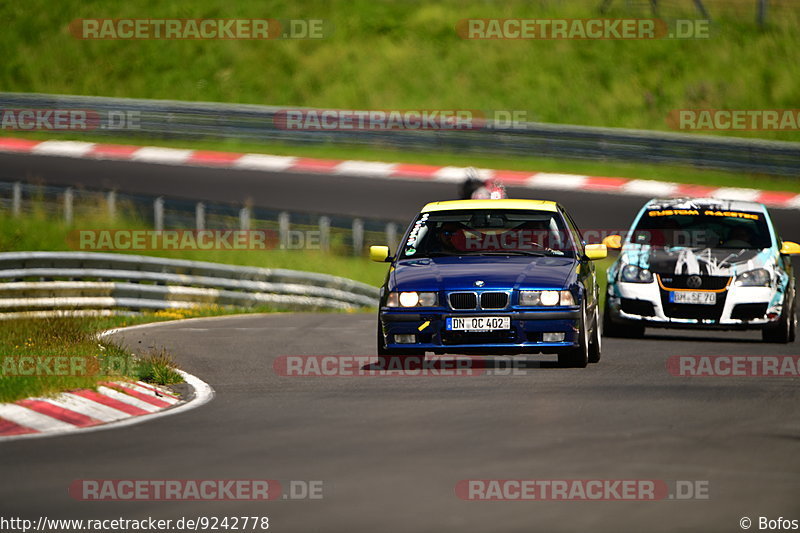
446 316 511 331
670 291 717 305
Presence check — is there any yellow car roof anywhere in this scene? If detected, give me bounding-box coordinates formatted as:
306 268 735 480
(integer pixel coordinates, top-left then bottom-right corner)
421 199 559 213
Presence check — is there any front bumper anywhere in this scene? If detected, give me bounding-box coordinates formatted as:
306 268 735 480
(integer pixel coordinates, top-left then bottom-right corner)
380 308 581 354
607 280 780 330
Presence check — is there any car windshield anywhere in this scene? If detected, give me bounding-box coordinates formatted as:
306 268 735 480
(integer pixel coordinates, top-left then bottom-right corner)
400 209 577 259
631 208 772 249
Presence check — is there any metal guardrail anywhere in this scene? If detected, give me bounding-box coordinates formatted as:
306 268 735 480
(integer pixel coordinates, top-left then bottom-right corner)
1 92 799 175
0 180 403 256
0 252 380 316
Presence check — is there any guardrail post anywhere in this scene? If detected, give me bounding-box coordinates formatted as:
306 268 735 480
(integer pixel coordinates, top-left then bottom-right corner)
106 191 116 219
64 188 74 225
318 216 330 252
12 182 21 217
385 223 398 253
279 212 290 249
239 206 250 231
154 197 164 231
352 218 364 256
195 202 205 231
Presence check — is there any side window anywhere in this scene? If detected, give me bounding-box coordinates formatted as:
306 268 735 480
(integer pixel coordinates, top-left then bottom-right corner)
561 209 585 256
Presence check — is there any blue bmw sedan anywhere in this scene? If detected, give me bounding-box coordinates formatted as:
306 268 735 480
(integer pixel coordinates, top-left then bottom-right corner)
370 199 607 368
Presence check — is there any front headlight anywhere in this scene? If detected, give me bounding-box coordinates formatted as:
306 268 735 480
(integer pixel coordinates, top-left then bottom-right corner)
735 268 770 287
386 291 438 307
620 264 654 283
519 290 575 306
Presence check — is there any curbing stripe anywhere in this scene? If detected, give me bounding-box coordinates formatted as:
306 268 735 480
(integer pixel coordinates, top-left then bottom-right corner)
0 136 798 209
131 381 180 402
0 404 76 432
16 399 101 427
101 382 174 408
0 418 37 436
96 386 163 413
42 393 132 423
69 389 150 416
32 140 96 157
131 147 193 165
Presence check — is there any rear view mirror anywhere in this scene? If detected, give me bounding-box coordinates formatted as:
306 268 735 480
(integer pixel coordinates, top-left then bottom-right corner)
602 235 623 250
780 241 800 255
584 244 608 261
370 245 391 262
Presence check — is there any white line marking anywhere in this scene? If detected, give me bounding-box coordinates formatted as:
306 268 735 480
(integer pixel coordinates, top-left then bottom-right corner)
621 179 679 197
433 166 492 182
0 404 75 432
528 173 588 189
131 147 193 165
233 153 296 171
32 141 96 158
334 160 396 177
710 187 762 202
786 195 800 209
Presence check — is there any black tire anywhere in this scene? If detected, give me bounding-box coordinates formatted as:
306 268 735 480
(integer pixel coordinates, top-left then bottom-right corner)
377 321 425 368
762 294 795 344
602 298 645 339
588 305 602 364
559 303 589 368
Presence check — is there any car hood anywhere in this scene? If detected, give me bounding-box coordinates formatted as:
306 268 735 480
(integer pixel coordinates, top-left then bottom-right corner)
390 255 576 292
621 244 775 276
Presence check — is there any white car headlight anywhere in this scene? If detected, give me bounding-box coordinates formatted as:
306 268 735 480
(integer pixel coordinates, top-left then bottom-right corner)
386 291 437 307
735 268 770 287
519 290 575 306
620 264 654 283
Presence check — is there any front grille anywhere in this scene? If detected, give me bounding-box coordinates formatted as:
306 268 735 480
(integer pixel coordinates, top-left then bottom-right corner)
731 303 768 321
449 292 477 310
658 274 731 291
480 292 509 309
621 298 656 317
660 290 728 321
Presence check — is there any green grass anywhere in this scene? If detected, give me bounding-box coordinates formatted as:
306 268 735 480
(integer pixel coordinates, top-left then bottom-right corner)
0 315 182 403
8 131 800 193
2 0 798 144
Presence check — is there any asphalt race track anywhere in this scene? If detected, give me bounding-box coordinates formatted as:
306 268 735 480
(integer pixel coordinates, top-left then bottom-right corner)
1 314 799 532
1 153 799 532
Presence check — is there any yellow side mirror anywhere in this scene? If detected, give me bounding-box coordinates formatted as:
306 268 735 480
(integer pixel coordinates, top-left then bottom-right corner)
780 241 800 255
602 235 623 250
370 245 391 262
584 244 608 261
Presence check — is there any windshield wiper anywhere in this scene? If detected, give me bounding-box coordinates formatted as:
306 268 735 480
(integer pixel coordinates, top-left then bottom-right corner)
474 250 562 257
